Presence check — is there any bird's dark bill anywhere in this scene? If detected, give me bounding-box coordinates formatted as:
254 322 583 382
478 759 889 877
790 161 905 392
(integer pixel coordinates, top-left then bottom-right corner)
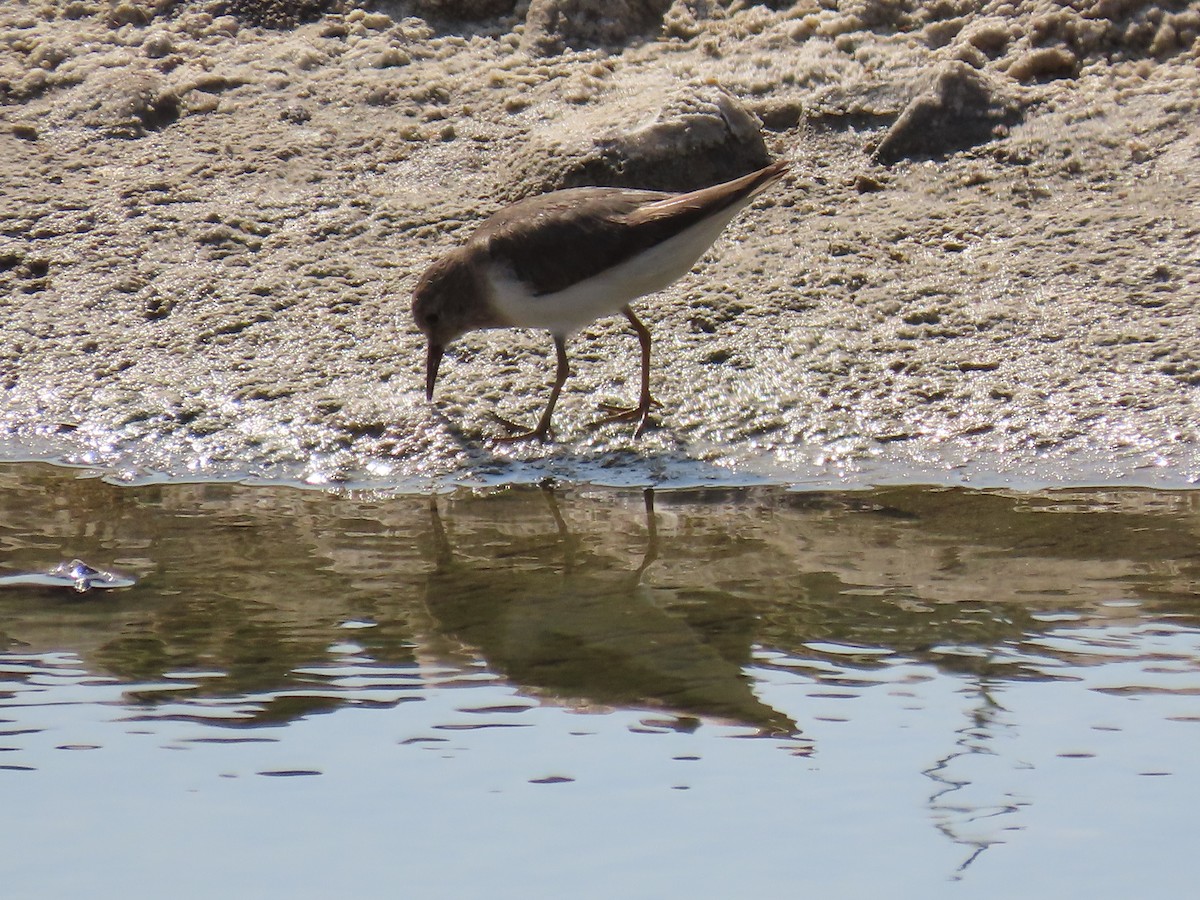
425 342 444 400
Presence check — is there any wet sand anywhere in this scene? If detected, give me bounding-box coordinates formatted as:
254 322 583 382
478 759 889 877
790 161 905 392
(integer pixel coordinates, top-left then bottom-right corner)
2 0 1198 488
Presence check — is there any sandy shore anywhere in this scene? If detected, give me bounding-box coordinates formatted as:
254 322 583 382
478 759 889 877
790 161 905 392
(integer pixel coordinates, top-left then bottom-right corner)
2 0 1198 488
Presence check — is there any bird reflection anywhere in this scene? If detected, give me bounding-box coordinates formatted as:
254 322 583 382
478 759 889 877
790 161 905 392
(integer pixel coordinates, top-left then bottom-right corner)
422 488 795 735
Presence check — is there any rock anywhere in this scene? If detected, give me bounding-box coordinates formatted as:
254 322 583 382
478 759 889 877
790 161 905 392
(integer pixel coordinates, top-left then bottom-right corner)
872 61 1020 166
505 82 772 196
522 0 674 56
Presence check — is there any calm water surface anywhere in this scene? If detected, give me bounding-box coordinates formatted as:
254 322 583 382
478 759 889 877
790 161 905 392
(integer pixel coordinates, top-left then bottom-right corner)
1 463 1198 898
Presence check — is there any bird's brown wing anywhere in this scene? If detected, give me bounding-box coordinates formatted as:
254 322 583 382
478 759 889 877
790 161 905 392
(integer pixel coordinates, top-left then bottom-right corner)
472 188 668 296
473 160 789 297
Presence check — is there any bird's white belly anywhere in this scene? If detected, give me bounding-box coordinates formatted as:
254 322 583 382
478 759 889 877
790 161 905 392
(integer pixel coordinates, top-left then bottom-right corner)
486 202 747 336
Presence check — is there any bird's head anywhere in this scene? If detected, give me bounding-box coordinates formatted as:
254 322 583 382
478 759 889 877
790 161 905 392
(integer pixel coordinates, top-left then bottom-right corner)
411 252 490 401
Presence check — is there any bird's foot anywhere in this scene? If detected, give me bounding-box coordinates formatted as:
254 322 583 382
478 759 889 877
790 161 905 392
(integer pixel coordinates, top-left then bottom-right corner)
491 412 553 444
596 396 662 418
591 398 659 438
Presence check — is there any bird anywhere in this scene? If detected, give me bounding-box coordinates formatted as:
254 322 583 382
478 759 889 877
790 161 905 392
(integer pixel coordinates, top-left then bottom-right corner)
411 158 790 442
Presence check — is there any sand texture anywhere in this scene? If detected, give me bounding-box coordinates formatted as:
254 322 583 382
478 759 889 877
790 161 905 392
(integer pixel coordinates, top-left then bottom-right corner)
1 0 1198 488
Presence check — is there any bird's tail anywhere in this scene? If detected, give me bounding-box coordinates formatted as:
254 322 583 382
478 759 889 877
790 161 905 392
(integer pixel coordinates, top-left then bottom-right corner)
741 158 791 198
633 158 791 225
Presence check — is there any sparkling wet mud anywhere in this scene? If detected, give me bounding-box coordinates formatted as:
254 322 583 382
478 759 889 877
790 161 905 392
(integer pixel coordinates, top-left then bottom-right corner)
2 463 1197 897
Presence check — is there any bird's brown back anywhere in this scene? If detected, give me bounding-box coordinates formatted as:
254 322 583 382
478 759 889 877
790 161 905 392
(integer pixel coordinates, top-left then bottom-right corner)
474 160 789 297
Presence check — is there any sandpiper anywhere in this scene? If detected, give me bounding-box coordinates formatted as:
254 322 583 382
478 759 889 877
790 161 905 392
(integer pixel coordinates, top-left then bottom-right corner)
411 158 790 441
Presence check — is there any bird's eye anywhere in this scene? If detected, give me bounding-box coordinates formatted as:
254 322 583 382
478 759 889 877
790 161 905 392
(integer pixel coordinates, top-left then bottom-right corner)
425 312 440 326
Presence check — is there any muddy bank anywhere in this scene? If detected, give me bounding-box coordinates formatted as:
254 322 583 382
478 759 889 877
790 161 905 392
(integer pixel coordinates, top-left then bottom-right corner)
1 0 1198 488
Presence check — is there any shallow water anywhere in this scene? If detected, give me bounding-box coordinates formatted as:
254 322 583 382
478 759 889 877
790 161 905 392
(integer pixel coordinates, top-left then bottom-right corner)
1 462 1198 897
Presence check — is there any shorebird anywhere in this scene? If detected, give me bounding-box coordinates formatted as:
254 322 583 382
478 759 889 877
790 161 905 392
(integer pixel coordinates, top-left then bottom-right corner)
412 158 789 442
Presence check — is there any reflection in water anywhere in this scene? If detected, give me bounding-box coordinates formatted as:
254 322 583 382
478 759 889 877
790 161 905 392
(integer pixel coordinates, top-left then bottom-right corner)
424 489 796 735
0 463 1198 893
923 676 1024 877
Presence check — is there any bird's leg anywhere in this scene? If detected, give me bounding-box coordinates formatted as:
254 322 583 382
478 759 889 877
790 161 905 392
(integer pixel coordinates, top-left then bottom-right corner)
594 305 657 437
494 334 570 443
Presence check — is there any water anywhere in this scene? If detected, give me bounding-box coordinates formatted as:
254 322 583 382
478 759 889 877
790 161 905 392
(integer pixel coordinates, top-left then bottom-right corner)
1 463 1198 897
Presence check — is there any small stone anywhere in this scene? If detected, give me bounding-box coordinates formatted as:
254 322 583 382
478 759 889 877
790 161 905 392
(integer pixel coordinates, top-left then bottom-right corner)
361 12 392 29
376 46 411 68
279 103 312 124
853 172 886 193
143 30 174 58
320 18 348 38
1006 46 1078 82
